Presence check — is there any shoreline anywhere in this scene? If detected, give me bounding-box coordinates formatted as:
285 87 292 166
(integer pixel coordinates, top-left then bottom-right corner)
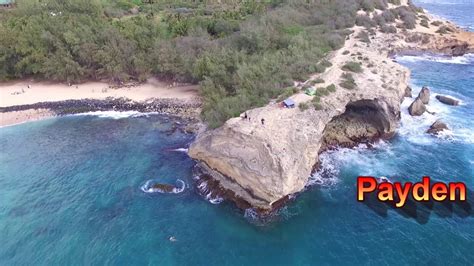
0 78 202 127
187 4 474 213
0 97 202 128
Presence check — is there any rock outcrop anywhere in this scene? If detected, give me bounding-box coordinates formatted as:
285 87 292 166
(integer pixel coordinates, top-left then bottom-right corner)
189 32 410 210
436 95 459 106
418 87 430 104
188 5 473 210
408 98 426 116
427 119 449 135
404 86 413 98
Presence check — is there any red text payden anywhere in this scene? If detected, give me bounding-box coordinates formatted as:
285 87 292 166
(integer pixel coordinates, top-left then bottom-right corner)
357 176 467 207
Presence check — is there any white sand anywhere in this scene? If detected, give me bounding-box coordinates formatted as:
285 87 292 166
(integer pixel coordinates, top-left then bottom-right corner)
0 78 199 108
0 78 200 127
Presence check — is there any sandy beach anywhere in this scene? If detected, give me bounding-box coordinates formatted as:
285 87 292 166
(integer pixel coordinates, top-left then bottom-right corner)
0 78 200 127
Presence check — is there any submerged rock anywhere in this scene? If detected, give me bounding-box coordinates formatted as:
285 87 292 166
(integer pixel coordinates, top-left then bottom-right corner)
408 98 426 116
418 86 430 104
152 183 176 193
427 119 449 135
436 95 459 106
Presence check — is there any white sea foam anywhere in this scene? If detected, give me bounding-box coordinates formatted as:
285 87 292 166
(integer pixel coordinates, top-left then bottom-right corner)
306 139 400 189
396 54 474 65
194 177 224 204
400 84 474 145
170 148 189 153
73 111 152 119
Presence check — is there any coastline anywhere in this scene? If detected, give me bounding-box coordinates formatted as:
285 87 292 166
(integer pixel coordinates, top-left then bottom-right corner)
188 4 474 213
0 78 202 127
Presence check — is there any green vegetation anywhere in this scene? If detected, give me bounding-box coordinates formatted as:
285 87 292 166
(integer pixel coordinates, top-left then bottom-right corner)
298 102 309 111
436 25 452 34
340 72 357 90
356 31 371 43
311 78 325 84
0 0 413 127
420 19 429 28
277 87 298 102
326 84 337 93
342 62 363 73
431 20 443 26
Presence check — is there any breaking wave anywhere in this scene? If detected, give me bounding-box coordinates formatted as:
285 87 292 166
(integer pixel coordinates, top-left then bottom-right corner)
170 148 189 153
396 54 474 65
72 111 153 119
193 175 224 204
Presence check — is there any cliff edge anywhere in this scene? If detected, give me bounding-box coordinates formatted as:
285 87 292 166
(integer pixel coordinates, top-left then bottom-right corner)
189 3 473 211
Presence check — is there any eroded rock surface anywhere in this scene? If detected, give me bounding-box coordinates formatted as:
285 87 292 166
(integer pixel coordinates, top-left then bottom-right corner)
427 119 449 135
418 87 431 104
408 97 427 116
436 95 459 106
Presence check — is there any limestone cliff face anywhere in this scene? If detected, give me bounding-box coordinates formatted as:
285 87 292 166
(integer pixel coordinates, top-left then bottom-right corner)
189 28 411 210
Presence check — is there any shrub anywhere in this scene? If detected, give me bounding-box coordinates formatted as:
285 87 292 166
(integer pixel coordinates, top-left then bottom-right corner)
420 19 429 28
436 25 452 34
431 21 443 26
356 31 371 43
381 25 397 33
340 72 357 90
311 78 325 84
326 84 337 92
299 102 310 111
381 10 396 22
313 102 323 110
277 87 298 102
355 15 375 28
342 61 363 73
342 50 350 55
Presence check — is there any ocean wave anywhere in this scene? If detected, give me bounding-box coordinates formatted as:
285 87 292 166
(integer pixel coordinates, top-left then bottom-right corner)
72 111 153 119
400 86 473 144
140 179 186 194
193 176 224 204
307 141 392 187
170 148 189 153
396 54 474 65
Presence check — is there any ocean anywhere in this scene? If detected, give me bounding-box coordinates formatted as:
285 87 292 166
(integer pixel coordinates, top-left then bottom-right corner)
1 1 473 265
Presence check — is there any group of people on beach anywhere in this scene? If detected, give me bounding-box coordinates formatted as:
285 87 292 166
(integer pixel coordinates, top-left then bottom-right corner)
10 84 31 95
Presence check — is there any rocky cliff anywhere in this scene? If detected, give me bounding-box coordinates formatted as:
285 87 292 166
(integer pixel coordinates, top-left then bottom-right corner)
189 4 474 211
189 27 411 211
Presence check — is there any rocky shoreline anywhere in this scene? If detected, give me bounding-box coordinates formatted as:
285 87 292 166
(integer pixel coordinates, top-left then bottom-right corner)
187 5 474 214
0 97 203 129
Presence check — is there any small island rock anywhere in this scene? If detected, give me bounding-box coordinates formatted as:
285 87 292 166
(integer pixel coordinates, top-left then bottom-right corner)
408 98 426 116
427 119 449 135
436 95 459 106
418 86 430 104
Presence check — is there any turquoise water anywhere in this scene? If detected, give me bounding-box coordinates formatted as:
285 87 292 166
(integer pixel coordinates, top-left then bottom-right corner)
1 3 474 265
414 0 474 31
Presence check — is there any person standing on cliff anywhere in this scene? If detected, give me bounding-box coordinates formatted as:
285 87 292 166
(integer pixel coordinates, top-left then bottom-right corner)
261 118 265 125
